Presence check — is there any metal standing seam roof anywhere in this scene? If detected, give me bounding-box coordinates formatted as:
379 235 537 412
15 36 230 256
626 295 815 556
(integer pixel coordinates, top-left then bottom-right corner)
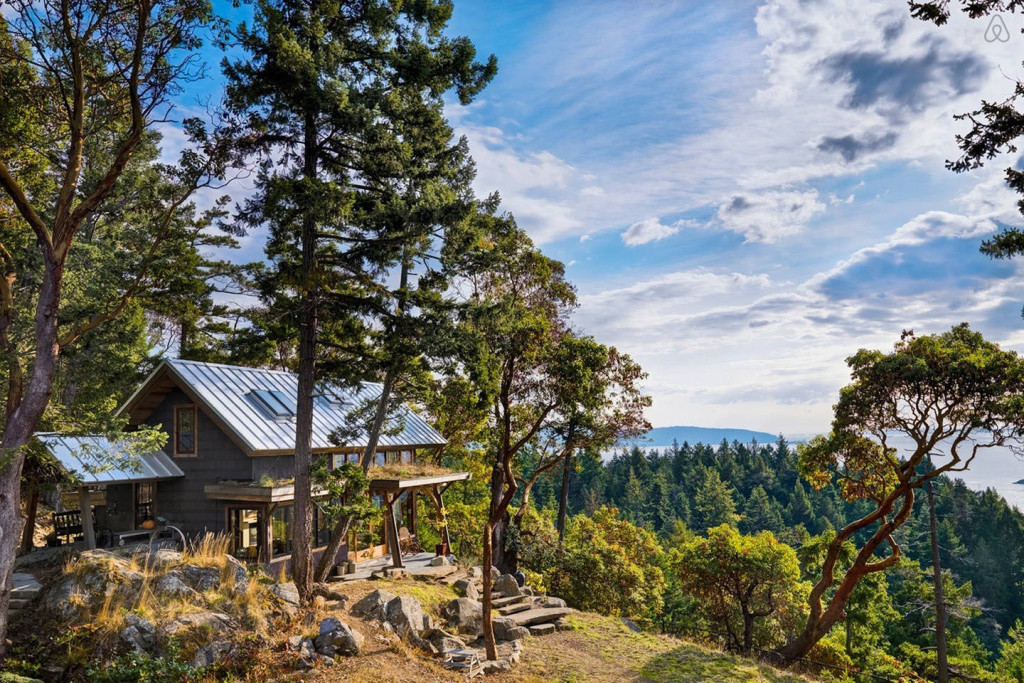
125 359 447 455
34 433 185 485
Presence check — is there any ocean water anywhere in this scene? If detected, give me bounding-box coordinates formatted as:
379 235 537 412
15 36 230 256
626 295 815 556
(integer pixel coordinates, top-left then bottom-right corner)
894 439 1024 511
646 434 1024 511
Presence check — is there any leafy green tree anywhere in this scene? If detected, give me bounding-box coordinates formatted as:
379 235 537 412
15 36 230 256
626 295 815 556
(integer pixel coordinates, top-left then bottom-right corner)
741 485 784 534
548 507 666 625
675 525 808 653
779 325 1024 662
0 0 221 649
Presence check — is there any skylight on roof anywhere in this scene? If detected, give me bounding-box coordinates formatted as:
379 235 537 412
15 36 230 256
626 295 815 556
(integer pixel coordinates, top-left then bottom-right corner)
249 389 295 417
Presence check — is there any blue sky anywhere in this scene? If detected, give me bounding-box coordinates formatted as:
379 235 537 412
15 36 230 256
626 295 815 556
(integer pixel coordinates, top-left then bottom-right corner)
174 1 1024 434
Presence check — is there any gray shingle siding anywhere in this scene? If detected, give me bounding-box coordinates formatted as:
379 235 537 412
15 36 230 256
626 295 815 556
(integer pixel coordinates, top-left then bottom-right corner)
145 388 252 537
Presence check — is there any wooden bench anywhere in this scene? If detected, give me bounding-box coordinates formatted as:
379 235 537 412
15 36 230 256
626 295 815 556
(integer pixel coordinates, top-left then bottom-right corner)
53 509 93 545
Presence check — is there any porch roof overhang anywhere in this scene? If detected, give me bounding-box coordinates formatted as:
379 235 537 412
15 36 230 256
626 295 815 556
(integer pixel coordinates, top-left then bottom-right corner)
35 432 185 486
368 471 471 492
203 481 330 503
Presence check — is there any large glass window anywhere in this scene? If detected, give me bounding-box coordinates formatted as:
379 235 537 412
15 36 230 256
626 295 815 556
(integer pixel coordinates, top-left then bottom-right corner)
174 405 196 456
271 506 292 557
229 508 261 561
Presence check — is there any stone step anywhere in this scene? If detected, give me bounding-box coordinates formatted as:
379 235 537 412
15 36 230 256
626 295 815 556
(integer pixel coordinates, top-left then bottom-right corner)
491 594 530 608
11 588 40 599
507 607 574 627
497 602 531 616
9 598 31 610
529 623 556 636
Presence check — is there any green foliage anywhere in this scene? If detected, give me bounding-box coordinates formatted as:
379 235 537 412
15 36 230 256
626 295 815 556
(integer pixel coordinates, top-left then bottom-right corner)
692 468 739 531
998 621 1024 682
84 641 201 683
675 525 809 653
538 507 666 625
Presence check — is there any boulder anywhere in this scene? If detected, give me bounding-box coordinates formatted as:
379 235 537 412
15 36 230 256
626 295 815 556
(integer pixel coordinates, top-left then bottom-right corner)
286 635 303 650
422 627 466 653
521 586 534 597
350 589 396 620
147 549 182 570
43 555 144 620
441 597 483 637
298 637 316 661
190 639 236 669
540 596 567 609
270 582 301 617
222 555 249 593
494 574 521 598
314 617 364 657
385 595 427 638
428 555 453 567
453 578 479 601
152 572 197 599
178 565 222 593
119 614 156 653
469 566 483 579
164 610 234 637
513 571 526 587
492 616 529 642
529 623 556 636
483 658 512 674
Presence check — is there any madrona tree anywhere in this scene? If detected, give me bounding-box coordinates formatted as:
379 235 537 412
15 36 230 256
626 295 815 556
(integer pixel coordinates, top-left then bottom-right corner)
778 324 1024 662
454 214 649 660
0 0 222 651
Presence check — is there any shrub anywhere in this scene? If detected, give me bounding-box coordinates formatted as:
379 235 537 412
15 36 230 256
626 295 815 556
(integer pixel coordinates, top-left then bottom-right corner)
546 507 666 626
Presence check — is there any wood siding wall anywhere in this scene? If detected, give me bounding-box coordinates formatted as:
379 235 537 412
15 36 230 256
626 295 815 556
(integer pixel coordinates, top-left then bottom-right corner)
145 388 252 537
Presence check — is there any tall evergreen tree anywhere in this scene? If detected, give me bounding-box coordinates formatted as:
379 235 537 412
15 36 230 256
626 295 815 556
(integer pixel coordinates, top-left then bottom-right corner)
222 0 496 597
693 468 738 532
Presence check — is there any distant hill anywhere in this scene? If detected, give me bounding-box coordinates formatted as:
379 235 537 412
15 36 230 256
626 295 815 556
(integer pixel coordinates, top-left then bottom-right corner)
634 425 779 448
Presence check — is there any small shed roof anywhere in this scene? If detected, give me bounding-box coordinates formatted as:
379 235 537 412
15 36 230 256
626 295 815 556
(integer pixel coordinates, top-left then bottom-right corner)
118 359 447 456
35 433 185 486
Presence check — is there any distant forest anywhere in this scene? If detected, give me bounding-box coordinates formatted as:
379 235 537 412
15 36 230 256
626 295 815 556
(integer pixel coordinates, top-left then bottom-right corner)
526 437 1024 659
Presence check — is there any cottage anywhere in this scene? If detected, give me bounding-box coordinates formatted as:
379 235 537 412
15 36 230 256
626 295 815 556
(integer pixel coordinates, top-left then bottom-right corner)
33 359 468 575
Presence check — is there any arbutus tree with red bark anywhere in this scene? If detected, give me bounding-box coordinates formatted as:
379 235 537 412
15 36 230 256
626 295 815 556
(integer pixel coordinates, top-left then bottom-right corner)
0 0 224 652
776 324 1024 663
455 214 649 660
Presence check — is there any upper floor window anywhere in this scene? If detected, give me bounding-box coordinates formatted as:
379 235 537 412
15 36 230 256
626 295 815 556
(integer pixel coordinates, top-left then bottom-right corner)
174 404 197 456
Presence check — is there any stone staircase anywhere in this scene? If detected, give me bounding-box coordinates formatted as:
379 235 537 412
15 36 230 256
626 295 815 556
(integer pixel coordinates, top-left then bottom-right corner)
9 572 42 618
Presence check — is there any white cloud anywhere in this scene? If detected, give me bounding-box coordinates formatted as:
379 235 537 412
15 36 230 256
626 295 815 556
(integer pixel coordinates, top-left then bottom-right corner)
621 217 680 246
715 190 827 243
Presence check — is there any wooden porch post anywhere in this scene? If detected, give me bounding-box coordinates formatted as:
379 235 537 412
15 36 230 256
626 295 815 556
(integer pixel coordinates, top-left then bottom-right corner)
383 492 404 569
78 486 96 550
260 504 275 564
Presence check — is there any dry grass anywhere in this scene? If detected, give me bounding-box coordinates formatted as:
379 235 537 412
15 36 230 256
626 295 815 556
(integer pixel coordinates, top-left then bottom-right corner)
272 578 817 683
183 532 233 568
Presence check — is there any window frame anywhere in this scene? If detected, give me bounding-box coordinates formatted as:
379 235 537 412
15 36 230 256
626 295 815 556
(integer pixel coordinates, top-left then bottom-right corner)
173 404 197 457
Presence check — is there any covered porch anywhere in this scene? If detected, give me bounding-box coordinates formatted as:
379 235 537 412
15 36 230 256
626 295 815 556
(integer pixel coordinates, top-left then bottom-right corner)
367 469 471 569
203 468 470 573
32 433 185 550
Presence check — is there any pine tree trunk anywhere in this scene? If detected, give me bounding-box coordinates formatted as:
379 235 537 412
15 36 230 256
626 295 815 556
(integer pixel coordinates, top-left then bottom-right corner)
481 520 498 660
557 449 571 542
928 477 949 683
291 106 319 603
